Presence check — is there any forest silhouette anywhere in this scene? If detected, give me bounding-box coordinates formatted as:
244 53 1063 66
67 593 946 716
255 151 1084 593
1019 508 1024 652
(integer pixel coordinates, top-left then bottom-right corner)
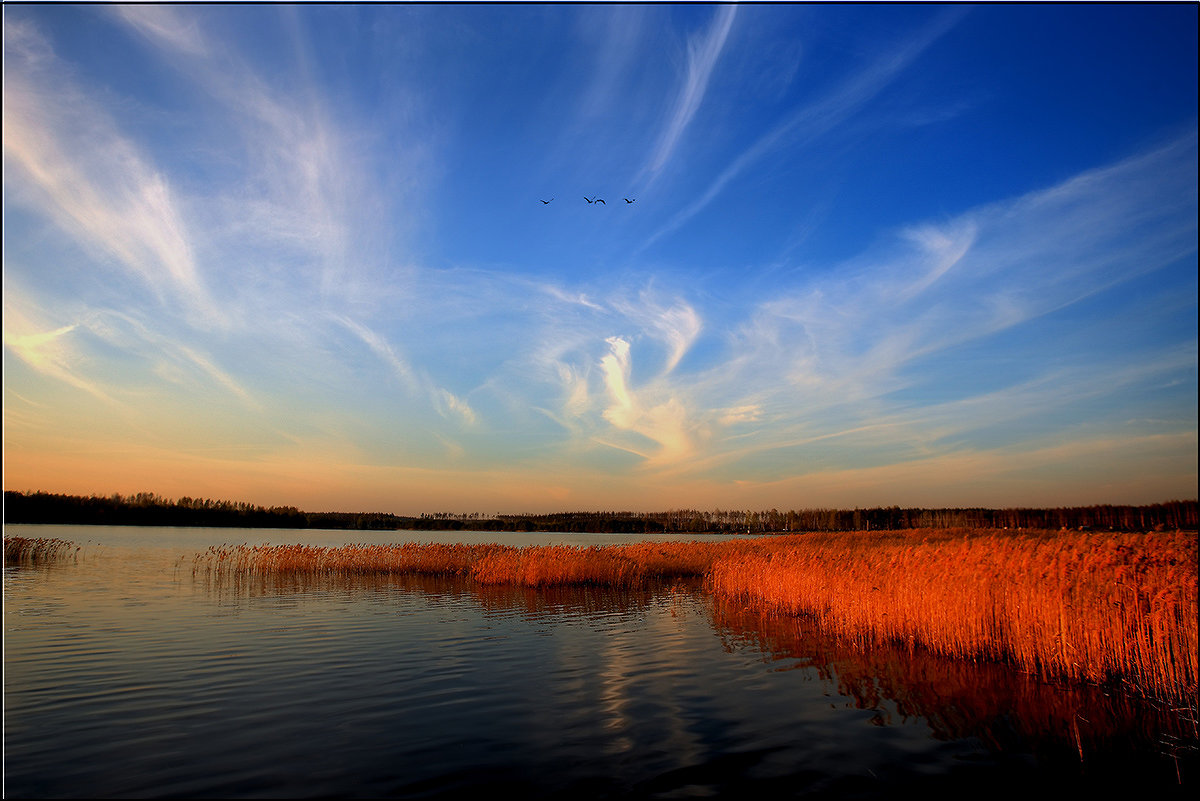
4 490 1195 533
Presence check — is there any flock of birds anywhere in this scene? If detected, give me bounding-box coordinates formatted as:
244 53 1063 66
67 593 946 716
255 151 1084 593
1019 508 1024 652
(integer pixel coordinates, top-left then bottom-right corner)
539 197 636 204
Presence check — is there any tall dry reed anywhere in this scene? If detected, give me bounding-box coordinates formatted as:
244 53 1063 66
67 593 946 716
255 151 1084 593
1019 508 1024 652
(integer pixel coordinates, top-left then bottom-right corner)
4 536 79 565
192 542 510 580
192 539 762 587
711 595 1197 762
706 528 1198 705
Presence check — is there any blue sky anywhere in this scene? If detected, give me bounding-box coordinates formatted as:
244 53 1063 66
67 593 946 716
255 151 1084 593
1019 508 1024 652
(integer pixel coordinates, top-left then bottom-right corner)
3 3 1197 514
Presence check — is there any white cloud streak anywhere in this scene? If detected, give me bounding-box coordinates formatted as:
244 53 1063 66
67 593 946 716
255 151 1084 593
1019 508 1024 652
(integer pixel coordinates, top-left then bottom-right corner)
680 131 1198 475
335 315 478 429
609 291 703 376
575 8 649 122
598 336 696 466
333 315 418 392
2 286 257 408
113 5 207 56
641 5 737 182
643 7 964 250
3 21 222 328
2 317 109 402
104 5 423 320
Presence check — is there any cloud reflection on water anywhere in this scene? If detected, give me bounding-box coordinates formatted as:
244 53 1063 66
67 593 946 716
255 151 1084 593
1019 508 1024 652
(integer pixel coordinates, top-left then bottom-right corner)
190 567 1198 791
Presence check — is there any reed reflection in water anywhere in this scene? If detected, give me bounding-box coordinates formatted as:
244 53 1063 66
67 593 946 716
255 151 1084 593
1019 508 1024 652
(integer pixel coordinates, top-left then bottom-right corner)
6 545 1197 799
204 568 1198 794
711 597 1198 790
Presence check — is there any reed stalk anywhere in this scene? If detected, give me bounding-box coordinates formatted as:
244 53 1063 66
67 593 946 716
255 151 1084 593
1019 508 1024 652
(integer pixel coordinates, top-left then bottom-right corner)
4 536 79 565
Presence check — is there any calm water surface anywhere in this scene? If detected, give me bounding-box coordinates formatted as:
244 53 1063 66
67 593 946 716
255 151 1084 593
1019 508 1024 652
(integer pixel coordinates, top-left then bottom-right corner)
4 524 1196 799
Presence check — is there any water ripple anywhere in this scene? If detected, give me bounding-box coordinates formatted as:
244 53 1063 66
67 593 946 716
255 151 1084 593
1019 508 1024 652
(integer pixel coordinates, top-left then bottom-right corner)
4 533 1195 798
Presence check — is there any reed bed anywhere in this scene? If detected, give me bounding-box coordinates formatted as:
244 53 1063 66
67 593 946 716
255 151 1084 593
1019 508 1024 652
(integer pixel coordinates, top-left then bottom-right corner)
192 542 509 580
470 540 752 586
711 595 1198 763
191 539 762 587
188 529 1197 703
4 536 79 565
707 528 1198 706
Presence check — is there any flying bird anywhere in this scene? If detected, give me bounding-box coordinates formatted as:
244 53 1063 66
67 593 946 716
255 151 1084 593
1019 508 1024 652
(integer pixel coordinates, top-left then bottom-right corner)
594 198 606 205
624 198 636 203
584 196 595 204
540 198 554 204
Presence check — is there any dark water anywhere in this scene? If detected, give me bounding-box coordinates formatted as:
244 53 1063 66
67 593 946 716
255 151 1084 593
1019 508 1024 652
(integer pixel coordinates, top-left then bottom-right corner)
4 525 1196 799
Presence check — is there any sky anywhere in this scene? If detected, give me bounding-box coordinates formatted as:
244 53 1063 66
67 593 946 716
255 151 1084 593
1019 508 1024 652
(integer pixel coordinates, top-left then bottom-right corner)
3 3 1197 515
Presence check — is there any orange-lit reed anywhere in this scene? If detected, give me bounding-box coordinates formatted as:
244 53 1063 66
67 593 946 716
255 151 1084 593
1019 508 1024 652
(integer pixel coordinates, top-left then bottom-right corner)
191 539 758 587
711 594 1197 760
4 536 79 565
707 528 1198 706
189 529 1197 704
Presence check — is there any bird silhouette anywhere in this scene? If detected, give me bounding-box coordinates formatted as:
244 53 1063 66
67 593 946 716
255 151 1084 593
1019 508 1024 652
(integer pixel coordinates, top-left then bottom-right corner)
540 198 554 204
584 196 595 204
594 198 606 205
624 198 636 203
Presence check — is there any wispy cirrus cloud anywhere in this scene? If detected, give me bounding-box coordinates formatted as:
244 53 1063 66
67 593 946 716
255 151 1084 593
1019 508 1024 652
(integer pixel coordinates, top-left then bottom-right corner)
4 5 1192 512
700 429 1198 510
112 4 207 56
334 315 479 429
640 5 737 183
436 389 478 427
609 291 702 375
446 124 1193 478
1 312 108 403
3 10 427 430
487 129 1192 487
573 7 650 122
597 336 697 465
332 315 419 392
105 5 425 319
2 21 221 328
643 7 965 251
2 282 258 409
663 131 1198 479
504 282 708 464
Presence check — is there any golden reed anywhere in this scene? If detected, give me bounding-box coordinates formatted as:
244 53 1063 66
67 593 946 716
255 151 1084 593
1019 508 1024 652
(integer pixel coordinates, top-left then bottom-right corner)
191 539 759 586
189 528 1197 704
4 536 79 564
708 528 1198 706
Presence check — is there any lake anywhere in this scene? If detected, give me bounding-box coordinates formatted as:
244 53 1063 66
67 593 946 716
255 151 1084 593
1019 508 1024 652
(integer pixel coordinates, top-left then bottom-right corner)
4 524 1196 799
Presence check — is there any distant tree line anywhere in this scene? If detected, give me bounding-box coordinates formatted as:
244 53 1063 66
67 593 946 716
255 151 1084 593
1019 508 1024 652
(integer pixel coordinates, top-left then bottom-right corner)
2 491 396 530
4 490 1196 533
483 503 1198 533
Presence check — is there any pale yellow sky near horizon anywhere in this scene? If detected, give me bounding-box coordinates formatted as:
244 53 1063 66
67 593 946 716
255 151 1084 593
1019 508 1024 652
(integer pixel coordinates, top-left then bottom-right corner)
5 418 1194 514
